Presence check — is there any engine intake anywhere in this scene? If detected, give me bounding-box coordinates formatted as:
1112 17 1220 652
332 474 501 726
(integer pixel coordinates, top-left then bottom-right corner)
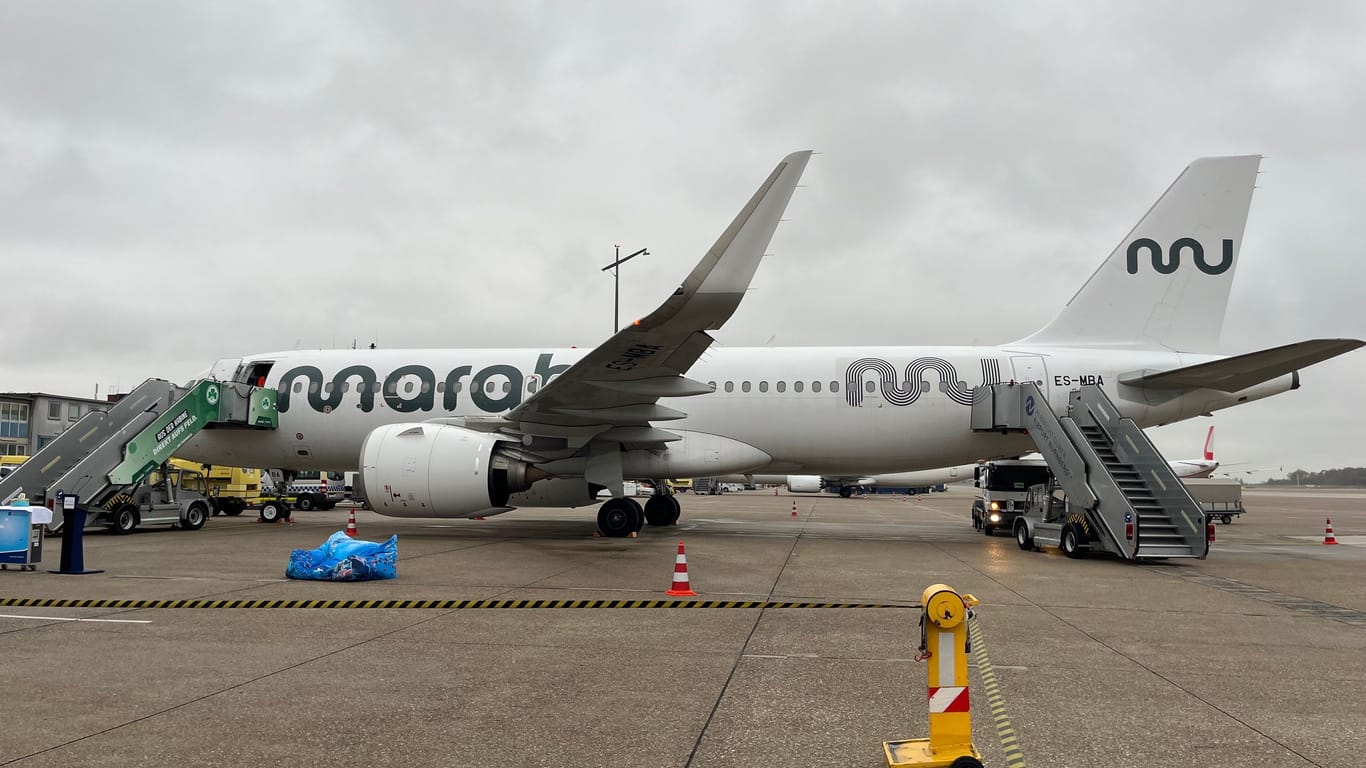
360 423 543 518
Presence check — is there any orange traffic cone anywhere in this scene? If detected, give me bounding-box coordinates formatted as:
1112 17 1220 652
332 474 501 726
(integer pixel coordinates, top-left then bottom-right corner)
791 500 798 518
1324 517 1338 545
345 509 358 538
665 541 698 597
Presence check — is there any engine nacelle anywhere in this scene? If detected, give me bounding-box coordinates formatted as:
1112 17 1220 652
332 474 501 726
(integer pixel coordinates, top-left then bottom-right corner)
360 423 541 518
786 475 824 493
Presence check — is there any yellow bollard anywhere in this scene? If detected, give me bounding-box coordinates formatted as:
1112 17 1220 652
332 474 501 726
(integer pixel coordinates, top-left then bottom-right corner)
883 583 983 768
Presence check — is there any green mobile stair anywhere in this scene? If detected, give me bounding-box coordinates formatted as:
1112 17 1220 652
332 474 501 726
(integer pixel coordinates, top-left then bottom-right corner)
0 379 276 516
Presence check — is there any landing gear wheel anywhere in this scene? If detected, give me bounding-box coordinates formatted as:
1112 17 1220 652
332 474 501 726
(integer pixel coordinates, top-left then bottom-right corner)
259 501 284 523
1221 514 1233 525
1015 523 1034 551
597 498 642 538
839 486 852 498
113 504 138 535
182 503 208 531
644 496 677 527
296 495 316 511
668 495 681 525
1061 526 1085 558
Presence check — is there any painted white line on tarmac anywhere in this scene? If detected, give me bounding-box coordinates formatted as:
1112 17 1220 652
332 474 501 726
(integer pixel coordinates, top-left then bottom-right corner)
0 613 153 624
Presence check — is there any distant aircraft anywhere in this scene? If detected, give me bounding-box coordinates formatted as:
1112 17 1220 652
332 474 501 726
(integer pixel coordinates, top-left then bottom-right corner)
179 152 1364 536
1167 425 1219 479
782 430 1215 497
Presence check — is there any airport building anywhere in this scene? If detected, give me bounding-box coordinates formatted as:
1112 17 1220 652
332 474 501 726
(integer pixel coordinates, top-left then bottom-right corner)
0 392 113 456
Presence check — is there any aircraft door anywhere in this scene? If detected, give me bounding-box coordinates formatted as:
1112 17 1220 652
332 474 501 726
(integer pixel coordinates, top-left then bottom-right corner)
1010 355 1050 403
206 358 244 383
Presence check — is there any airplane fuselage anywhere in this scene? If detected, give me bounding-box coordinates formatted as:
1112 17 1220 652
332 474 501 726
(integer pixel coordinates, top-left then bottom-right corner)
179 345 1294 477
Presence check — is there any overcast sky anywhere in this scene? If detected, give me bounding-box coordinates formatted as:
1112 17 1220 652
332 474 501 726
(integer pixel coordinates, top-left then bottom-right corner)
2 1 1363 475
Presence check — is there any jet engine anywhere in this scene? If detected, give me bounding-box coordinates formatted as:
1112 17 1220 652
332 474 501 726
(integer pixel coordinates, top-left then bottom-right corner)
359 423 543 518
786 475 824 493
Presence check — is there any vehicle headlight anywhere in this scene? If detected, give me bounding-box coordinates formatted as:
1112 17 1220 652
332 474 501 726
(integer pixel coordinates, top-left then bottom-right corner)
989 513 1002 523
989 501 1000 511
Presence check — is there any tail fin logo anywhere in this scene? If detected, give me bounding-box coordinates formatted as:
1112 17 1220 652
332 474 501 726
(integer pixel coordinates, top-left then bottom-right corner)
1126 238 1235 276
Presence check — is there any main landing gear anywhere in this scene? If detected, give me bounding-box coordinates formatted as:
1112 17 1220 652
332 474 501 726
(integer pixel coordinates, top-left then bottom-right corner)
597 497 643 538
595 489 682 538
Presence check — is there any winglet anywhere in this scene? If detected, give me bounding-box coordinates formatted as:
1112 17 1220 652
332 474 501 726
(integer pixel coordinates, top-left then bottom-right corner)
636 150 813 333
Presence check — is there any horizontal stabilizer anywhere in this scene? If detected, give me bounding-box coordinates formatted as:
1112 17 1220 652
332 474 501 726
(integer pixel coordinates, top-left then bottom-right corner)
1119 339 1365 392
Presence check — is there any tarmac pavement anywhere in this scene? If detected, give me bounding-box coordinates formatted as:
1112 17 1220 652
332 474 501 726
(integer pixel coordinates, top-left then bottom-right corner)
1 486 1363 767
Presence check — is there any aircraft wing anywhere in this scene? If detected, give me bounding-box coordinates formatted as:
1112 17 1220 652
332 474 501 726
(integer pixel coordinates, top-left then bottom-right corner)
503 150 814 444
1119 338 1365 392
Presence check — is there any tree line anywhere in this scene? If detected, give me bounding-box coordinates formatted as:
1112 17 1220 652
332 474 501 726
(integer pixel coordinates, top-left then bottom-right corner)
1265 467 1366 487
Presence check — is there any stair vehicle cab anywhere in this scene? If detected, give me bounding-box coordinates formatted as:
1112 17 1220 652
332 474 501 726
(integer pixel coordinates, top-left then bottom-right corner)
971 459 1050 536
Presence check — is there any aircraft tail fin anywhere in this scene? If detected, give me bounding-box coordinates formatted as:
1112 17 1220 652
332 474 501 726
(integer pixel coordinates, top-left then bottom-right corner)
1203 425 1215 462
1017 155 1262 352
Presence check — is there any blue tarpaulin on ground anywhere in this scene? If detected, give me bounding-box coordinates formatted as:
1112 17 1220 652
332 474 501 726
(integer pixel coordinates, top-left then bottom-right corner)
286 531 398 581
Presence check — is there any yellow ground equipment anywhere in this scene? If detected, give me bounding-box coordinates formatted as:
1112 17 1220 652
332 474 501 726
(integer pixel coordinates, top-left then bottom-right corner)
169 459 263 516
884 584 982 768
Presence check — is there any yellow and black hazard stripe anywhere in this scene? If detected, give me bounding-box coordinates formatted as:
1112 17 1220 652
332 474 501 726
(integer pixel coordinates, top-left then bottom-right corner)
968 616 1027 768
0 597 915 610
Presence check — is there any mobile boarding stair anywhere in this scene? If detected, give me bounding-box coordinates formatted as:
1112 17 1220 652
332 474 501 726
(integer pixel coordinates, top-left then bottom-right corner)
0 378 276 528
970 382 1209 560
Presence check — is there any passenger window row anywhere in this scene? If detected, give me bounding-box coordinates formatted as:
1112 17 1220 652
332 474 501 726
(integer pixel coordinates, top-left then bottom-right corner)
708 380 842 394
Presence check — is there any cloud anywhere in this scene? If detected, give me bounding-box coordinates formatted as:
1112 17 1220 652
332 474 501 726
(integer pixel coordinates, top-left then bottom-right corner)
1 1 1363 472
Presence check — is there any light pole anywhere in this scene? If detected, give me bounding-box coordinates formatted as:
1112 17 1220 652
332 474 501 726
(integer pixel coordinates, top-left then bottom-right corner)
601 245 648 333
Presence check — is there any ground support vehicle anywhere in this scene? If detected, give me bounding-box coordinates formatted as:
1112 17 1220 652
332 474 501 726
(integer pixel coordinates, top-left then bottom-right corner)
1013 479 1212 561
0 378 276 534
169 459 263 517
693 477 722 495
970 459 1051 536
267 469 344 511
97 464 213 534
1184 478 1246 524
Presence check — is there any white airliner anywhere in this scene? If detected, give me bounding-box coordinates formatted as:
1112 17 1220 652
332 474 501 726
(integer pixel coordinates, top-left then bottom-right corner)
819 420 1218 491
780 424 1215 497
180 151 1363 536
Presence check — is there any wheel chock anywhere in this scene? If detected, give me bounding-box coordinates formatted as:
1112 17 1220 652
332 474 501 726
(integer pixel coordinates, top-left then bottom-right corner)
883 584 982 768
